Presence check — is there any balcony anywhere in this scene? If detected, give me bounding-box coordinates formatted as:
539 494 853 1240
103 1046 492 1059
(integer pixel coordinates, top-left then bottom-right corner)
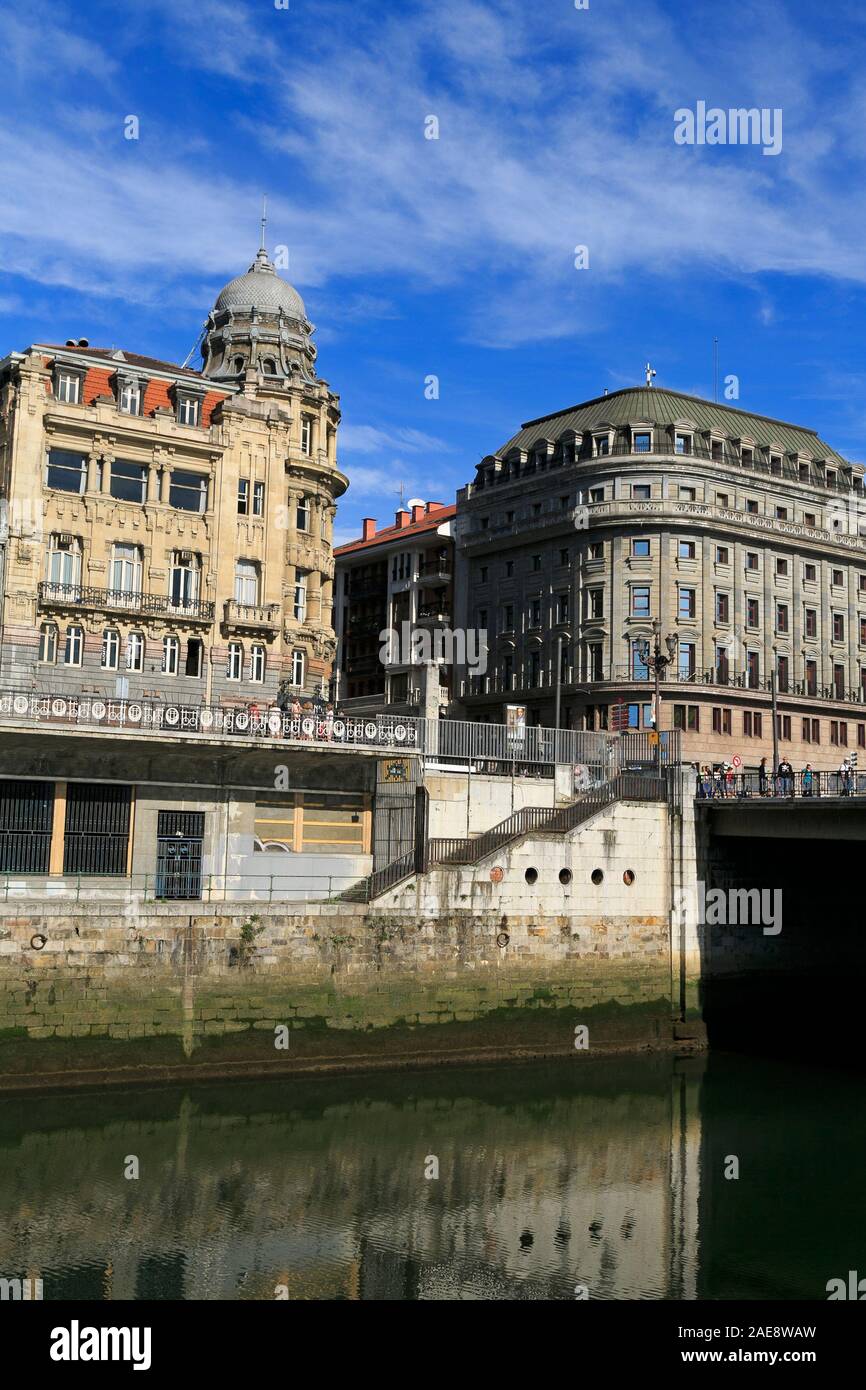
417 604 452 625
419 559 452 583
223 599 281 634
38 582 215 623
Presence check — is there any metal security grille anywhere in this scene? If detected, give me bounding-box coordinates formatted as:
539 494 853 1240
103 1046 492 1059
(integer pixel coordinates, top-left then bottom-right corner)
63 784 132 875
0 781 54 873
156 810 204 900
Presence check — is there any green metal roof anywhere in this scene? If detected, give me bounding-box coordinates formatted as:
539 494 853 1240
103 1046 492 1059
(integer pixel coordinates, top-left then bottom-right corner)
496 386 849 465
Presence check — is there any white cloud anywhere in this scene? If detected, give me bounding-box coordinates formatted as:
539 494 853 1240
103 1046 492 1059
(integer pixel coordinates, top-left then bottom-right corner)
339 424 451 455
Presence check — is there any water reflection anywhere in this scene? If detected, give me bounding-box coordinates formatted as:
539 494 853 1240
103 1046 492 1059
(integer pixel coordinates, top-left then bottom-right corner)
0 1054 862 1300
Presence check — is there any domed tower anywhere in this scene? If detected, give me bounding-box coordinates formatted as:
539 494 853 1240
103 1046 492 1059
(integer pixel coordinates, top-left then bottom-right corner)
201 231 347 701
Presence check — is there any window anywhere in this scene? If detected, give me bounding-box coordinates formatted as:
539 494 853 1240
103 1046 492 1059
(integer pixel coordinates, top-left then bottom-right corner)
776 558 788 577
716 492 730 507
594 435 610 456
186 638 204 678
741 447 754 464
633 432 651 453
101 628 120 670
804 608 817 639
529 598 541 627
631 585 650 617
558 549 570 566
804 512 816 527
170 470 207 513
588 644 603 680
678 587 696 619
833 613 845 643
805 659 818 696
834 663 845 700
777 654 789 693
559 494 569 510
290 649 305 687
831 720 848 747
118 379 141 415
678 642 696 679
233 560 259 608
747 597 760 628
590 487 605 503
110 459 146 504
111 543 142 597
262 358 278 375
632 539 650 557
505 560 514 577
556 593 570 623
589 542 603 559
38 623 58 664
711 440 723 462
673 704 700 731
250 644 266 683
716 592 729 624
503 603 514 629
170 552 200 609
238 479 250 515
227 642 243 680
297 496 309 531
804 563 817 581
532 554 541 571
675 433 692 455
528 650 541 686
678 540 696 558
532 503 541 516
480 566 488 583
587 589 603 620
746 499 758 514
632 640 649 680
253 481 265 517
777 714 792 741
712 707 732 736
55 369 81 404
803 717 820 744
746 650 760 688
126 632 145 671
632 484 651 500
745 552 759 570
776 603 789 634
775 506 788 520
770 455 782 475
832 569 844 587
680 487 696 501
46 448 86 494
502 654 514 690
176 395 201 427
715 644 729 682
293 571 308 622
301 416 313 455
47 535 82 587
716 546 729 564
162 635 179 675
743 711 763 738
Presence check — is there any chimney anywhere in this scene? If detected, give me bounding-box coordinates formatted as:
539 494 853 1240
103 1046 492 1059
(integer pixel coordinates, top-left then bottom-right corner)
411 504 425 523
362 518 376 540
395 509 410 528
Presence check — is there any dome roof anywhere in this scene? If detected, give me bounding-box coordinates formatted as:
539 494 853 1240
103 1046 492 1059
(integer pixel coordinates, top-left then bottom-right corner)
214 248 306 320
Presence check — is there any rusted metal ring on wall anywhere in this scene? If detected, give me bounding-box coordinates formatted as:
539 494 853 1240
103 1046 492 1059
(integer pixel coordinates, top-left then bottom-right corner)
30 933 47 951
496 931 510 948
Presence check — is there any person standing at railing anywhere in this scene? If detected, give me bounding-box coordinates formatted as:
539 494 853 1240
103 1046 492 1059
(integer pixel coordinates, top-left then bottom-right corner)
777 756 794 798
724 762 735 799
759 756 770 797
802 763 814 797
840 755 853 796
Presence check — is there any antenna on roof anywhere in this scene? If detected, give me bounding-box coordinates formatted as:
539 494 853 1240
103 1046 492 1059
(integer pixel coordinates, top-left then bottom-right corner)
713 337 719 403
645 361 656 387
181 329 205 371
260 194 267 252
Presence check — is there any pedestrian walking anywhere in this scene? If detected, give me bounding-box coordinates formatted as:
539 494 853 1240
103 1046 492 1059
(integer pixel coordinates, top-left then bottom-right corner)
840 756 853 796
759 756 770 797
802 763 814 797
778 756 794 797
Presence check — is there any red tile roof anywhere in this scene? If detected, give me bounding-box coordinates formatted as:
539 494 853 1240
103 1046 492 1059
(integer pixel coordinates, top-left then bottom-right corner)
335 502 456 556
38 344 206 379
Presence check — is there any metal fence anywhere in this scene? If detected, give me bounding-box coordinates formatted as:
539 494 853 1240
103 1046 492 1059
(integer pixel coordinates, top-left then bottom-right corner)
0 871 368 905
696 768 866 801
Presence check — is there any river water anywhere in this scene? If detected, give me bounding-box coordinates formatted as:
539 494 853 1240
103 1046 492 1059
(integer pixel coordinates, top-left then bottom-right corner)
1 1053 862 1300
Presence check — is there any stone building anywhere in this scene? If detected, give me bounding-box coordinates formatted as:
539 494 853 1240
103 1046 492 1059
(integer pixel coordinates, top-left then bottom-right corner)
454 382 866 770
0 239 346 708
334 501 456 717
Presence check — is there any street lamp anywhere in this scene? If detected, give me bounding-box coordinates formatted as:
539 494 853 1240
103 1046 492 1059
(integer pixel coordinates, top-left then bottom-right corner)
637 619 679 771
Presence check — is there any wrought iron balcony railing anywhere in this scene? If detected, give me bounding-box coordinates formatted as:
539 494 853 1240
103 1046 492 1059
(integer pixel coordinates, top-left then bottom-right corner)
38 581 215 622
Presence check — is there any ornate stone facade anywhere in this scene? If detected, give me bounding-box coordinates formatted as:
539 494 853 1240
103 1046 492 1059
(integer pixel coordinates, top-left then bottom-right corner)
0 248 346 706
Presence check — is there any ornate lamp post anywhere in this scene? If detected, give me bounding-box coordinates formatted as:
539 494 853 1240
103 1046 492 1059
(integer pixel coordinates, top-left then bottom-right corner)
637 619 679 771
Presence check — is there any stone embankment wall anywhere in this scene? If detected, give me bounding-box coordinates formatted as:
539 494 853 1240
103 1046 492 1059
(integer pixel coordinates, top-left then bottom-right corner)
0 801 687 1090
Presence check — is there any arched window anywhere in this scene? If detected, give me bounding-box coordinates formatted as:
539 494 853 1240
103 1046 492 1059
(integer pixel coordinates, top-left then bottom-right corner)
47 534 82 588
233 356 245 374
290 648 305 688
101 628 120 670
262 358 277 375
38 623 58 664
250 644 266 683
169 551 200 609
162 635 179 675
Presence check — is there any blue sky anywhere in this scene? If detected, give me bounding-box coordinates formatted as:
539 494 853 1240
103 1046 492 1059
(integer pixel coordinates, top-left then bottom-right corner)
4 0 866 542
